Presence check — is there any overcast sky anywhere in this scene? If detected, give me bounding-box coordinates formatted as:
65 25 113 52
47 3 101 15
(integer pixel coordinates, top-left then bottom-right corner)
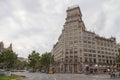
0 0 120 58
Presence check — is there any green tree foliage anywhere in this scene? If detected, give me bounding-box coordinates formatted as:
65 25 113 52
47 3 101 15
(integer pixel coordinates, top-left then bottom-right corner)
116 48 120 63
40 52 54 72
118 48 120 54
27 51 54 72
14 59 28 70
0 50 17 70
40 52 50 70
28 51 40 71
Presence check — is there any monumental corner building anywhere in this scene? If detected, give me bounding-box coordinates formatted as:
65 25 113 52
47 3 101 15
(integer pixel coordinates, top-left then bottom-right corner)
52 6 119 73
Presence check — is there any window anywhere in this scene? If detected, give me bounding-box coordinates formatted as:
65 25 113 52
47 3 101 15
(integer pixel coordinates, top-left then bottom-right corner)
110 60 112 64
89 54 92 57
84 41 87 43
74 41 78 43
84 53 87 56
98 55 101 57
102 55 105 58
88 37 91 40
74 56 78 58
109 56 111 59
80 57 82 62
92 42 95 44
99 59 101 62
93 59 96 63
106 56 108 58
84 49 87 52
65 56 68 58
89 58 92 62
80 49 82 52
89 50 91 52
66 52 68 54
98 51 100 53
88 41 91 44
75 59 77 62
70 49 73 54
69 59 72 62
85 58 88 62
103 59 105 63
65 59 68 62
93 54 96 57
70 41 73 44
74 51 78 54
106 60 109 64
92 50 96 53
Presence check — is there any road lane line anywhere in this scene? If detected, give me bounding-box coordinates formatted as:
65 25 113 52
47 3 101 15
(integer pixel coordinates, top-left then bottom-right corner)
51 75 56 80
46 76 49 79
53 77 56 80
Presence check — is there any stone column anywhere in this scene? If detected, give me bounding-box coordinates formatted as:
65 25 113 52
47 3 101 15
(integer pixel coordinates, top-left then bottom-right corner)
72 64 74 73
63 64 65 72
67 64 69 72
77 64 80 73
60 64 61 72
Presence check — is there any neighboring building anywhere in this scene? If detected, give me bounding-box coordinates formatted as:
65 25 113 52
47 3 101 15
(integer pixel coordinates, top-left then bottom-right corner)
18 57 27 62
117 43 120 49
52 6 119 73
116 43 120 70
0 41 12 52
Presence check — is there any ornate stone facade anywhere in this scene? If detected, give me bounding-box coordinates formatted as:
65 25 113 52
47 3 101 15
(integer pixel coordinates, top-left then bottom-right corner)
0 41 12 52
52 6 119 73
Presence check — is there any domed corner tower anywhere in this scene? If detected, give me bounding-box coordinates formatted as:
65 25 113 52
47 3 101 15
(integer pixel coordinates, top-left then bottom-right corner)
52 5 87 73
65 5 86 30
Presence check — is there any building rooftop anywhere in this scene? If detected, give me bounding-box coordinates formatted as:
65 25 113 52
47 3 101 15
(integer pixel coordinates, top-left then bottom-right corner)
68 5 79 10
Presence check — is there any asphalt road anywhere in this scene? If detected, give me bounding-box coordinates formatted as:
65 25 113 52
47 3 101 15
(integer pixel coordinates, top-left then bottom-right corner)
12 72 120 80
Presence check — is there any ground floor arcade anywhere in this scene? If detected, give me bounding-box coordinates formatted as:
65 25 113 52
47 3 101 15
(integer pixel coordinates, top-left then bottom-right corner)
53 62 116 73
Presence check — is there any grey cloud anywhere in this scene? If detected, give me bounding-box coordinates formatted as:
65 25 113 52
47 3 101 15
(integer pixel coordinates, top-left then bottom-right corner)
0 0 120 58
22 0 42 13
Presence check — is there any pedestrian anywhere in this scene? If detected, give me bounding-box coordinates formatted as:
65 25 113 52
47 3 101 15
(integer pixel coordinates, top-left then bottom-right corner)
113 71 115 78
119 71 120 78
110 71 113 78
116 71 119 78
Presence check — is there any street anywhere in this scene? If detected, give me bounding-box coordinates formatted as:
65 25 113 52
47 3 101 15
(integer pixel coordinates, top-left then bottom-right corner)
12 71 120 80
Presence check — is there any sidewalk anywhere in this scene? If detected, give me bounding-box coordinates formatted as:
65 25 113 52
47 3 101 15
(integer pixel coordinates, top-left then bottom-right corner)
83 74 120 79
91 74 110 79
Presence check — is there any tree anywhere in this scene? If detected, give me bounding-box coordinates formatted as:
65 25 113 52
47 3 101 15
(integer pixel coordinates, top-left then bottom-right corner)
28 51 40 71
27 51 54 72
14 59 28 70
40 52 53 72
116 48 120 63
118 48 120 54
0 50 17 70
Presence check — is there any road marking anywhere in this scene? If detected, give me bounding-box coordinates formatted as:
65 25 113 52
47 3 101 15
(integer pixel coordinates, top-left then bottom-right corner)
46 76 49 79
53 77 56 80
51 75 56 80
